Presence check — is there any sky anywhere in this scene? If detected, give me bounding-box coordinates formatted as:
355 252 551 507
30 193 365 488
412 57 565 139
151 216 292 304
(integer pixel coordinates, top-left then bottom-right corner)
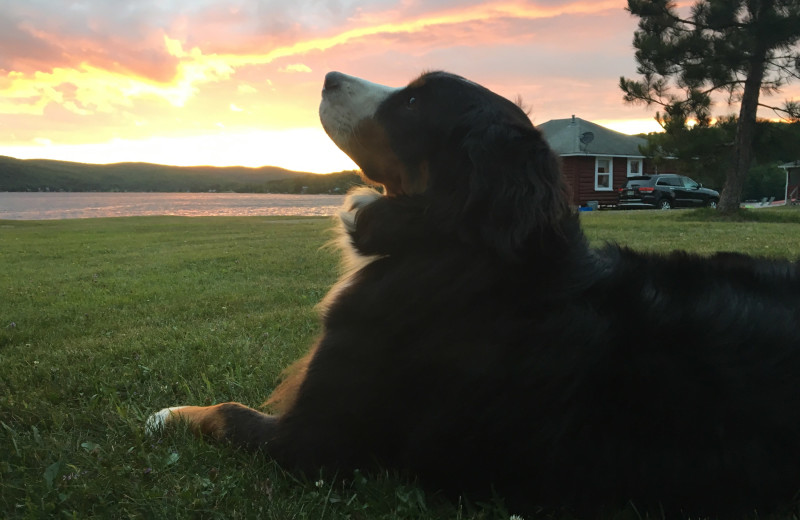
2 0 799 173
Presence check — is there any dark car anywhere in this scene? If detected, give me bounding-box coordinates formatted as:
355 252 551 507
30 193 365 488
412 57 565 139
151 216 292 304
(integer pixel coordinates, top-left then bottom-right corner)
618 174 720 210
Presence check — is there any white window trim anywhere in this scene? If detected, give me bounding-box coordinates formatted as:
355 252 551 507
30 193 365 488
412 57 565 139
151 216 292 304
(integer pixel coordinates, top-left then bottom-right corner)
627 158 643 177
595 157 613 191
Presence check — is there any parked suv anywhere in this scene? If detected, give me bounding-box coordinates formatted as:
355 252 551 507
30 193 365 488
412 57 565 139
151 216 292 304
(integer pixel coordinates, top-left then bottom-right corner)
618 174 719 209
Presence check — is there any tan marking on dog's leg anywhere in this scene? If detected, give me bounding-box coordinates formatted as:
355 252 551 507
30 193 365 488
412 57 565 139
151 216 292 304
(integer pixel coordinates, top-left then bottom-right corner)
262 350 314 414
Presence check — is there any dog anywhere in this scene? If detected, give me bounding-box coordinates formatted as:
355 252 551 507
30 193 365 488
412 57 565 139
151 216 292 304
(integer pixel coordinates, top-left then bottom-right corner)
148 71 800 516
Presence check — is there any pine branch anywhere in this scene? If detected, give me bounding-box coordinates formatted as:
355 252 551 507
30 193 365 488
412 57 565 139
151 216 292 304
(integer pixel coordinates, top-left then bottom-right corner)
758 101 800 121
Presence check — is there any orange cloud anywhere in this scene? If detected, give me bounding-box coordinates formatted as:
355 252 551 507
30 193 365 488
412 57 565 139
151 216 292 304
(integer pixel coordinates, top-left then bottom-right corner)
1 0 623 120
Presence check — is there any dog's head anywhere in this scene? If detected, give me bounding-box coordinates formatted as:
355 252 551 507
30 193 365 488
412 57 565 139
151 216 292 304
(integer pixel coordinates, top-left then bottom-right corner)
319 71 573 260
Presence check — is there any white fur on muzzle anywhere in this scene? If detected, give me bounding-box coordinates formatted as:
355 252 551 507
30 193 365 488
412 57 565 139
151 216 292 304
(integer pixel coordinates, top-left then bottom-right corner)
318 72 399 150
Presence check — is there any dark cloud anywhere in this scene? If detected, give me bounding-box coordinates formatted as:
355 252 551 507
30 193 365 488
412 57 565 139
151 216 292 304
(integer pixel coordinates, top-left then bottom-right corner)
173 0 399 53
0 12 65 72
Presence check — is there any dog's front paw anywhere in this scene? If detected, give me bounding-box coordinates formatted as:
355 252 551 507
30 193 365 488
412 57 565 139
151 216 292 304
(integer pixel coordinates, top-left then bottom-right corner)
145 406 187 435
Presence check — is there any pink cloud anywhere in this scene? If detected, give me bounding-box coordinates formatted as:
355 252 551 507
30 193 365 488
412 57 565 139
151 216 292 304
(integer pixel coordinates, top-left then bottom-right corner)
1 0 798 170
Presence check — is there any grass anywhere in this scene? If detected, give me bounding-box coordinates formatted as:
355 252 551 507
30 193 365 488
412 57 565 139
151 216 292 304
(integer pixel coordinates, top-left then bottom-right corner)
581 205 800 258
1 207 799 519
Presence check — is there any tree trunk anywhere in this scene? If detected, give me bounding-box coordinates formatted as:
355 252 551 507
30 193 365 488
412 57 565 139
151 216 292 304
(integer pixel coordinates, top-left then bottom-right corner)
717 12 769 214
717 71 762 213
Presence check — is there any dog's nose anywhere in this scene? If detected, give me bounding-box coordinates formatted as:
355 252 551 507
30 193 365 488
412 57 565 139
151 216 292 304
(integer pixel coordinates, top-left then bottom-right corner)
323 71 345 92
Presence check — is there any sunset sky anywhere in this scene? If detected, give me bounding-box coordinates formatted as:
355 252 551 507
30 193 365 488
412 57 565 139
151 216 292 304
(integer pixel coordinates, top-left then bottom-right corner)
2 0 799 173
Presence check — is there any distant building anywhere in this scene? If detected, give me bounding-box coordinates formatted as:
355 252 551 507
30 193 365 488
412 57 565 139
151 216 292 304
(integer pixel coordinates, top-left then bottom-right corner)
538 116 675 208
779 160 800 205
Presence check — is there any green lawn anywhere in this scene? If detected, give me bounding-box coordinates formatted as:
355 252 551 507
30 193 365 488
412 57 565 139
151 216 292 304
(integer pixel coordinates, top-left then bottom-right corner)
1 208 799 519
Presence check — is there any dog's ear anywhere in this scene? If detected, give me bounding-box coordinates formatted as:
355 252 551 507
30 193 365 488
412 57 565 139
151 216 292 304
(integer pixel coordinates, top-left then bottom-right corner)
443 120 574 261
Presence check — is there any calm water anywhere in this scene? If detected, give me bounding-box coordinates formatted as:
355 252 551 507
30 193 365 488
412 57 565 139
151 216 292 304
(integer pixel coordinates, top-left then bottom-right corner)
0 192 347 220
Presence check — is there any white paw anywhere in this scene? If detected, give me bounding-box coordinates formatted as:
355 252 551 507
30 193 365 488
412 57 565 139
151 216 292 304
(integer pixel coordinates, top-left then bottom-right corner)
145 406 186 435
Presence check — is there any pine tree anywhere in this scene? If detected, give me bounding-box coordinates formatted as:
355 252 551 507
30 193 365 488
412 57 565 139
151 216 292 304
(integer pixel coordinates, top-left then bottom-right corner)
620 0 800 213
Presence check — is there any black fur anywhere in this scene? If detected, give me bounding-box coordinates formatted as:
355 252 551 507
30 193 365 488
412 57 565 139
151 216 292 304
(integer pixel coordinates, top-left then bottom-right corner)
237 72 800 516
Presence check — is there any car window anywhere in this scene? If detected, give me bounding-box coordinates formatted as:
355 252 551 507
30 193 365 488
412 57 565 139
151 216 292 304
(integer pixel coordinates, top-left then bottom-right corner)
624 176 651 188
681 177 699 189
656 177 681 187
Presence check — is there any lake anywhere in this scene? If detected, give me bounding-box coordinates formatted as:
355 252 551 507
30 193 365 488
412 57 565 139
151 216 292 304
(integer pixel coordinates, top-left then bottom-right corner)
0 192 348 220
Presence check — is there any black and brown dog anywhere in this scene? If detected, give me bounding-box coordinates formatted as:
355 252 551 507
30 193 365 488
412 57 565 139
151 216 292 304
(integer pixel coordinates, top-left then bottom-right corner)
149 71 800 516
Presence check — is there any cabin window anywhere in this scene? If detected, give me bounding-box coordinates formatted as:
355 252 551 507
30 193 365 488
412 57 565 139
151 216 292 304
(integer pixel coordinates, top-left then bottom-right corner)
627 158 643 177
595 158 612 191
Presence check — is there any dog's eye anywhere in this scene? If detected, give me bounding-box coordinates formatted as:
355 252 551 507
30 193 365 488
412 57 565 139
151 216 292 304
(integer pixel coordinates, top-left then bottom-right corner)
407 97 417 108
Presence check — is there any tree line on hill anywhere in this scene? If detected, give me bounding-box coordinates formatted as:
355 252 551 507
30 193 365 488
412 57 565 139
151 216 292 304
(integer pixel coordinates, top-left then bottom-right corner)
0 156 366 194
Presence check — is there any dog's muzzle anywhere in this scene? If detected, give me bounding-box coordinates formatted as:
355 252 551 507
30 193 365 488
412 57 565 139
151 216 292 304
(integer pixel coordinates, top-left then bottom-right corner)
319 71 398 151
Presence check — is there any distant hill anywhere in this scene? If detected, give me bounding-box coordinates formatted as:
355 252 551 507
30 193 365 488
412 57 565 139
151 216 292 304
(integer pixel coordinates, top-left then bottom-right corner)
0 156 366 194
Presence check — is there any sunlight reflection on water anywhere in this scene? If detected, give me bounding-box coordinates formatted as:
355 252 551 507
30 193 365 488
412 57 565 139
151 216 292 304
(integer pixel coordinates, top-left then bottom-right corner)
0 192 347 220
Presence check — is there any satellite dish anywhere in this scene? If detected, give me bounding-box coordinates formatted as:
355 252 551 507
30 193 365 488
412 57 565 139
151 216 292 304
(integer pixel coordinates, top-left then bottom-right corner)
580 131 594 153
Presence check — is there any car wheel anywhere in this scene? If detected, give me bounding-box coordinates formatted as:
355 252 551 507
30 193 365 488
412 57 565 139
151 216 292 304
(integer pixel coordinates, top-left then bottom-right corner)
707 199 718 209
658 199 672 210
